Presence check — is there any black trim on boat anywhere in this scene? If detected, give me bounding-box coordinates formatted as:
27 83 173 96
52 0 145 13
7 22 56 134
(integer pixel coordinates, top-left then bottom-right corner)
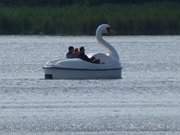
45 74 53 79
43 67 122 71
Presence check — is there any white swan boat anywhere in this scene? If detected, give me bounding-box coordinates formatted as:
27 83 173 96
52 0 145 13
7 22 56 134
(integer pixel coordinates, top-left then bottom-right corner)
43 24 122 79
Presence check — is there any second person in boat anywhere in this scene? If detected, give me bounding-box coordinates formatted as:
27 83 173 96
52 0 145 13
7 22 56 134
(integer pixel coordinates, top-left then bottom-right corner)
79 47 100 64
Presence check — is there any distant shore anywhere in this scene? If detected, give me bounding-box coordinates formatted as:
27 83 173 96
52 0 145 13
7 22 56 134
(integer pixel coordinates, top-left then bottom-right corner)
0 2 180 35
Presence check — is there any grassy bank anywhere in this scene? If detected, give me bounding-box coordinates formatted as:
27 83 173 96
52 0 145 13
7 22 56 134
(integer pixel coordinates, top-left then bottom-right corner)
0 3 180 35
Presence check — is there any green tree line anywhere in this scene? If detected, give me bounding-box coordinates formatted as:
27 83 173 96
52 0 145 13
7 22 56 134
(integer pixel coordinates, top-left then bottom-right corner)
0 3 180 35
0 1 180 35
0 0 180 6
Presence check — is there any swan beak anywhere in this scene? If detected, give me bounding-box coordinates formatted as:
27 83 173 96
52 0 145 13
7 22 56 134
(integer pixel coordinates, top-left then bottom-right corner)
107 27 111 34
108 27 116 35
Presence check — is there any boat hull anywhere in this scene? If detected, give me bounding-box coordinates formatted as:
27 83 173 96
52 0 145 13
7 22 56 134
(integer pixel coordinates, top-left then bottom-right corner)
43 67 122 79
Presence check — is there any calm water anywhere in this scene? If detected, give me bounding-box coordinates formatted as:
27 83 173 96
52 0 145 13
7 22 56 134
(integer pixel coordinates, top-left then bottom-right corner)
0 36 180 135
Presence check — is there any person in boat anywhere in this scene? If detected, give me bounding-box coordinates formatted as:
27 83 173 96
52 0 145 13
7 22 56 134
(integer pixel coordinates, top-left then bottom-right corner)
79 47 100 64
66 46 76 58
74 48 80 58
79 47 91 62
91 56 100 64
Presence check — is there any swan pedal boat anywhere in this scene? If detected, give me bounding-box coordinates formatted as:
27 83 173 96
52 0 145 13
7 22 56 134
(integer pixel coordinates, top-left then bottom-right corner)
43 55 122 79
43 24 122 79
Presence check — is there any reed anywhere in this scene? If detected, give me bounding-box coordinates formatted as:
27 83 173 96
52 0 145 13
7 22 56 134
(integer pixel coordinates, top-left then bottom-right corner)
0 2 180 35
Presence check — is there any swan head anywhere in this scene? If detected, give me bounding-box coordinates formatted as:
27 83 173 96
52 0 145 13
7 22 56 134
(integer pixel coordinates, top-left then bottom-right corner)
96 24 111 35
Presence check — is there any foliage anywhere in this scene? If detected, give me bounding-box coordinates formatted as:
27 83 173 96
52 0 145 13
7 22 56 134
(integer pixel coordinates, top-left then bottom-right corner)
0 0 180 6
0 3 180 35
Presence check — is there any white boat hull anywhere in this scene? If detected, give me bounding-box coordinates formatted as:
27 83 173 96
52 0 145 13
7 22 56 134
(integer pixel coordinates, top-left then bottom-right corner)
43 67 122 79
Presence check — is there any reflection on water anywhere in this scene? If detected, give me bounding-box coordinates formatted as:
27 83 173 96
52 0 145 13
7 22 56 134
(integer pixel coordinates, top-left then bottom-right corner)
0 36 180 134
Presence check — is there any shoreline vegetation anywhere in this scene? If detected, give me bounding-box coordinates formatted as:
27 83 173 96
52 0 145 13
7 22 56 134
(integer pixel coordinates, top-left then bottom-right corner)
0 2 180 35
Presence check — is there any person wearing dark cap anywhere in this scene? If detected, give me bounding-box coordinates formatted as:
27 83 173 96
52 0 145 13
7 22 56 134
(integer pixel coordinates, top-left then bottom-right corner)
79 46 91 62
66 46 75 58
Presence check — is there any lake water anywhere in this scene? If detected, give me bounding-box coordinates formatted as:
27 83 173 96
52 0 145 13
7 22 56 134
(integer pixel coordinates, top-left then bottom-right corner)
0 36 180 135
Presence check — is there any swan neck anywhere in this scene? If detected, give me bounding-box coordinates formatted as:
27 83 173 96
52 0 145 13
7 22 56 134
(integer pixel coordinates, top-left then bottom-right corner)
96 31 119 61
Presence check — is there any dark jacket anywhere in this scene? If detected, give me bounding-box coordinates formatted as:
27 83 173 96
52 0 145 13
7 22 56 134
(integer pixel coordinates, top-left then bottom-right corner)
66 52 75 58
79 53 91 62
